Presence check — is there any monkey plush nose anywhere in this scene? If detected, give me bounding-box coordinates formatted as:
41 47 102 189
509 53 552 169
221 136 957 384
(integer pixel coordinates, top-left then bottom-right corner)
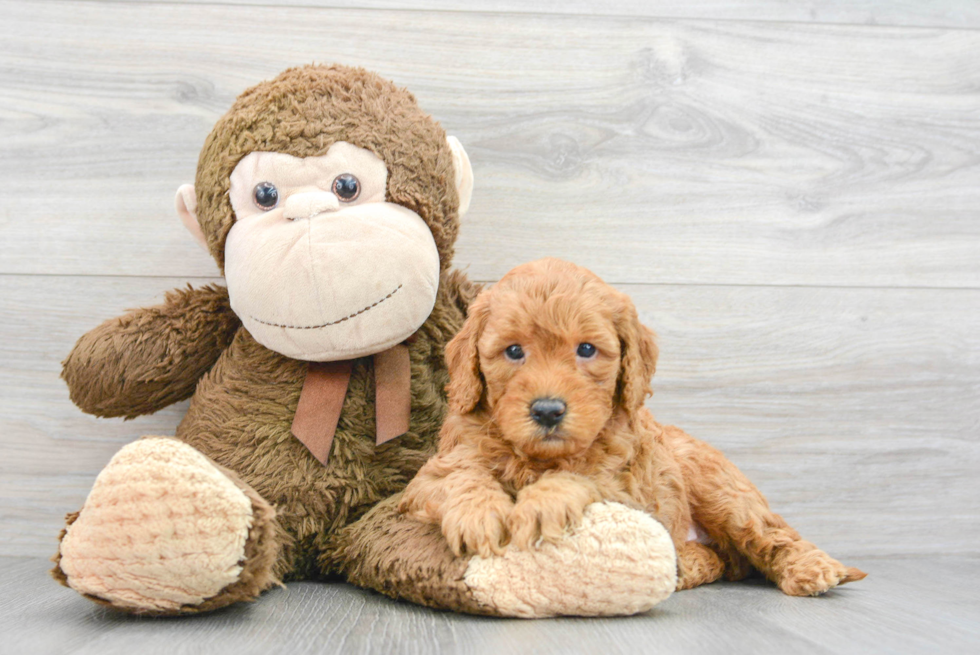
283 192 340 220
530 398 567 428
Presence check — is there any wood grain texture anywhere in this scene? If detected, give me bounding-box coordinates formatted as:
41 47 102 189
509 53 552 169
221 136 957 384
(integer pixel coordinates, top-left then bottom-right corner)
3 9 979 643
2 1 979 286
50 0 980 30
2 555 978 654
3 274 977 558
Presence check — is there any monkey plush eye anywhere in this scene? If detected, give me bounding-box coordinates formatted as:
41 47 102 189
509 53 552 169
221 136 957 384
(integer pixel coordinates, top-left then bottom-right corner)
504 344 525 361
576 343 597 358
332 174 361 202
252 182 279 210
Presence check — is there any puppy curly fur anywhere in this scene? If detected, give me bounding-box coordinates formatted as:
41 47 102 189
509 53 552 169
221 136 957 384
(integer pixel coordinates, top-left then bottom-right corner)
400 258 866 596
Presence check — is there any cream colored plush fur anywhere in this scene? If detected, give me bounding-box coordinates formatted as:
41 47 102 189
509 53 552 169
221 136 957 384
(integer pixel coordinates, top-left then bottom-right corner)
58 438 254 612
463 502 677 618
222 143 442 362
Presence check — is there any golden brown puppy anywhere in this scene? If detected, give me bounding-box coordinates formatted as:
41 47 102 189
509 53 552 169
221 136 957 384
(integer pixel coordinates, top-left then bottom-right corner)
400 258 866 596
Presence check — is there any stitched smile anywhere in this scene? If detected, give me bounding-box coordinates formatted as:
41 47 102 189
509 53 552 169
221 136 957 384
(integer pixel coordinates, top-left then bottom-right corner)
250 285 403 330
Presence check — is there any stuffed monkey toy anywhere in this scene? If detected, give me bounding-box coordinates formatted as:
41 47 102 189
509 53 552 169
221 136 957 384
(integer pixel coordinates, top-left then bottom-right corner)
51 65 677 617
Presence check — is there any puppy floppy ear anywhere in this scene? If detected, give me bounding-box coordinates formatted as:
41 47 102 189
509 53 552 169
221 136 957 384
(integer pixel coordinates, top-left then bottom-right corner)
614 295 659 421
445 292 490 414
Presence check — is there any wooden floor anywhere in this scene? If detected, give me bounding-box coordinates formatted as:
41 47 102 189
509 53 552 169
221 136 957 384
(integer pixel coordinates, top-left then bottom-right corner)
2 555 978 654
2 0 979 650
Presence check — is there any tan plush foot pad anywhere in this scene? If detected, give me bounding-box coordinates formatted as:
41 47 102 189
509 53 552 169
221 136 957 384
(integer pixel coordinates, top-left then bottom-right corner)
58 437 254 613
464 501 677 618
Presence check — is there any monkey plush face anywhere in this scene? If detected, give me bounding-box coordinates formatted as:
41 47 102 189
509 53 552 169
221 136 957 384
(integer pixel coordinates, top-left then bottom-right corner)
174 65 474 362
223 142 440 360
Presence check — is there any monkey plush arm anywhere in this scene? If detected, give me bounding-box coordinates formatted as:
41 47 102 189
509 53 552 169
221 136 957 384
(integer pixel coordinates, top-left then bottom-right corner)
62 284 240 419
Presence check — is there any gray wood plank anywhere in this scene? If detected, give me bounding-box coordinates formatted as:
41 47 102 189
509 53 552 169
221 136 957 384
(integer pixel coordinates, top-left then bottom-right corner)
47 0 980 30
3 274 977 558
3 1 979 287
2 555 977 655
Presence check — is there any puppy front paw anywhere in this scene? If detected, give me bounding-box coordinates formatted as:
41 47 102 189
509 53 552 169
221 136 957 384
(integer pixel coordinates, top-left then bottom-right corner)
441 495 513 558
507 475 601 549
507 496 588 550
776 546 867 596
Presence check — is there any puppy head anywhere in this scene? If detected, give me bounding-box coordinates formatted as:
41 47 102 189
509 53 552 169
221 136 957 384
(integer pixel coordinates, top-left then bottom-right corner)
445 258 658 458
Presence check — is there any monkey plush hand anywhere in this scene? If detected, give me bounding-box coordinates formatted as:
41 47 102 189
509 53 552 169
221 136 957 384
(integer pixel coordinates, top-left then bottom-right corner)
51 65 676 618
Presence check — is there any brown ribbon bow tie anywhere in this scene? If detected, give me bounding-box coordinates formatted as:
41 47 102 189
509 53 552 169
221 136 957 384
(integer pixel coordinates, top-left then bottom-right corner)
290 343 412 465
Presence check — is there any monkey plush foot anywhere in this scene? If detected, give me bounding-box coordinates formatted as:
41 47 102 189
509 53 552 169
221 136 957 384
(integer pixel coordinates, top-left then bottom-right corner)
463 501 677 617
53 437 280 615
336 498 676 617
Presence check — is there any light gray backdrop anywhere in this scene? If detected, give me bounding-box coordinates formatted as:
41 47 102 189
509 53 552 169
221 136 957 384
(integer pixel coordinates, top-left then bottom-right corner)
1 1 978 653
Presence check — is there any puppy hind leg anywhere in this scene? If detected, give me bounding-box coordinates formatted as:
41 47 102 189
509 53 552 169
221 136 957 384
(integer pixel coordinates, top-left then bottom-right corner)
675 542 725 591
716 500 864 596
770 540 868 596
715 542 754 582
696 478 861 596
667 429 866 596
675 528 751 588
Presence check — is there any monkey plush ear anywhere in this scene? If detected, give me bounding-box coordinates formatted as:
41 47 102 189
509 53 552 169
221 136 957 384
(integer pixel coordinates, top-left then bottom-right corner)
175 184 209 252
447 136 473 217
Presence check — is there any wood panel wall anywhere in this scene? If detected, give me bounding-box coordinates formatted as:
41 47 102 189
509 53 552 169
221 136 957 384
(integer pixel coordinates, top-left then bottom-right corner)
2 0 977 558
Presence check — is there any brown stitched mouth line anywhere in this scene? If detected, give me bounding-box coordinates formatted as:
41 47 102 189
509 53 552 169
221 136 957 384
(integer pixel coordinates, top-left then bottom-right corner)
250 284 403 330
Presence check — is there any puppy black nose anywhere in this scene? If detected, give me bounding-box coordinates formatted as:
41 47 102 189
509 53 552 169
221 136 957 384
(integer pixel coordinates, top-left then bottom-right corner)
530 398 566 428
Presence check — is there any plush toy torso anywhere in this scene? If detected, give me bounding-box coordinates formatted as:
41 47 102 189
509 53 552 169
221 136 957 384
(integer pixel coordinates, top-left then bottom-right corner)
176 274 470 578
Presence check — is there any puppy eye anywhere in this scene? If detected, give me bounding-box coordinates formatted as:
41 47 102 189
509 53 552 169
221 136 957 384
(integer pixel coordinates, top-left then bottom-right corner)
504 344 525 361
576 343 597 358
253 182 279 210
333 174 361 202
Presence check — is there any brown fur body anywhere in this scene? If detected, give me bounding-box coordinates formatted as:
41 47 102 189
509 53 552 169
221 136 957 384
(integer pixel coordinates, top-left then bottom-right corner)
401 259 867 596
174 272 473 580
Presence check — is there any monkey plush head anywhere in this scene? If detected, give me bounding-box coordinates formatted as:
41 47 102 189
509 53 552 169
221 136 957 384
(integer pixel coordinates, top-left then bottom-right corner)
175 65 474 361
